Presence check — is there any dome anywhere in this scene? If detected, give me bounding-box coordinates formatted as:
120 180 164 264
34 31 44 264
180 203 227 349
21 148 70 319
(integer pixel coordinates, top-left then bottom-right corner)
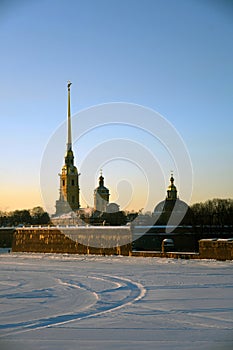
153 199 188 214
153 198 192 225
106 203 120 213
152 173 192 225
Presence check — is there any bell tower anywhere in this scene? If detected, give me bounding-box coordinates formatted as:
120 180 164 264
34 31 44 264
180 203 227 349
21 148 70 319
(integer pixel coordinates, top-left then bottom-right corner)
94 170 110 212
55 82 80 215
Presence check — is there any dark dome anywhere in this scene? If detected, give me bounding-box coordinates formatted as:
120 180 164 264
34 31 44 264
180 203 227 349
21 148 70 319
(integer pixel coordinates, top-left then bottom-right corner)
153 199 188 214
153 198 192 225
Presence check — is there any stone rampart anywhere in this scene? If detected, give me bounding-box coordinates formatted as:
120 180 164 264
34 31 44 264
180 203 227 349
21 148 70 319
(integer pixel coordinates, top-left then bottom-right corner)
199 239 233 260
10 227 233 260
12 226 132 256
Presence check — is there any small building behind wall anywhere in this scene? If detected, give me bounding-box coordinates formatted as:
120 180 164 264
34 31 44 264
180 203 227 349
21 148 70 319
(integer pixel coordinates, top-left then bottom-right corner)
162 238 174 253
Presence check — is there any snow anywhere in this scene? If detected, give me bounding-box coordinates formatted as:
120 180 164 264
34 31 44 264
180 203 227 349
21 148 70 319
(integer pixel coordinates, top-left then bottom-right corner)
0 251 232 350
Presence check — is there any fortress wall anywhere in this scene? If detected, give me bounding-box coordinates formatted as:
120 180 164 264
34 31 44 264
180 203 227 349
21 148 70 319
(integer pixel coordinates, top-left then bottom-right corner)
10 227 233 260
12 227 132 256
199 239 233 260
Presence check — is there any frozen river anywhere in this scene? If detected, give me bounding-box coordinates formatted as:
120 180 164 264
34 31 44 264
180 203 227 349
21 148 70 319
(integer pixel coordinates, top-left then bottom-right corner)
0 251 232 350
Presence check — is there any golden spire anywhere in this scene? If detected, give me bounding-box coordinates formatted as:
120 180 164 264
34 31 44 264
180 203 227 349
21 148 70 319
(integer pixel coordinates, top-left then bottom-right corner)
67 81 72 151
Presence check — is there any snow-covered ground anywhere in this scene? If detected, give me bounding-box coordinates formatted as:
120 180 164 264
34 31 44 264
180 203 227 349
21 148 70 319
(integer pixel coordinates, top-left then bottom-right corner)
0 250 232 350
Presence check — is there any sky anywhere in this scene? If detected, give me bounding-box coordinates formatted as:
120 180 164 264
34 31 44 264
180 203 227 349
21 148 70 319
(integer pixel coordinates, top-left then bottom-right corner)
0 0 233 213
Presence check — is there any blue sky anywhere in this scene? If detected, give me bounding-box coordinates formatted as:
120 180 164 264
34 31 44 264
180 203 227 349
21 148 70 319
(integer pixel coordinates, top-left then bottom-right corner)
0 0 233 212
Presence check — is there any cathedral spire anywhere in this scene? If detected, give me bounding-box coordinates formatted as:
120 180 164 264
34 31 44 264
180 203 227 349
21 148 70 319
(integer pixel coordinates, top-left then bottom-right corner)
67 81 72 151
55 82 80 214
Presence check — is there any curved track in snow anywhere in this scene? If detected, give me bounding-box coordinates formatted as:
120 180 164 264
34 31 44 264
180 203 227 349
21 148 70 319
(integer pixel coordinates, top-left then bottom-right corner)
0 273 146 336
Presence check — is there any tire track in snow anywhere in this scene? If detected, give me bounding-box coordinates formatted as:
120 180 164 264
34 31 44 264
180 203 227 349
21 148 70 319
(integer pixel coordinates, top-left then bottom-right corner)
0 274 146 337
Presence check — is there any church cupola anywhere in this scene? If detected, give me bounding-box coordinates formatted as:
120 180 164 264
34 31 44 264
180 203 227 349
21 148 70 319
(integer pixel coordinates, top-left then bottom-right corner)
167 173 177 200
99 171 104 187
94 170 110 212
